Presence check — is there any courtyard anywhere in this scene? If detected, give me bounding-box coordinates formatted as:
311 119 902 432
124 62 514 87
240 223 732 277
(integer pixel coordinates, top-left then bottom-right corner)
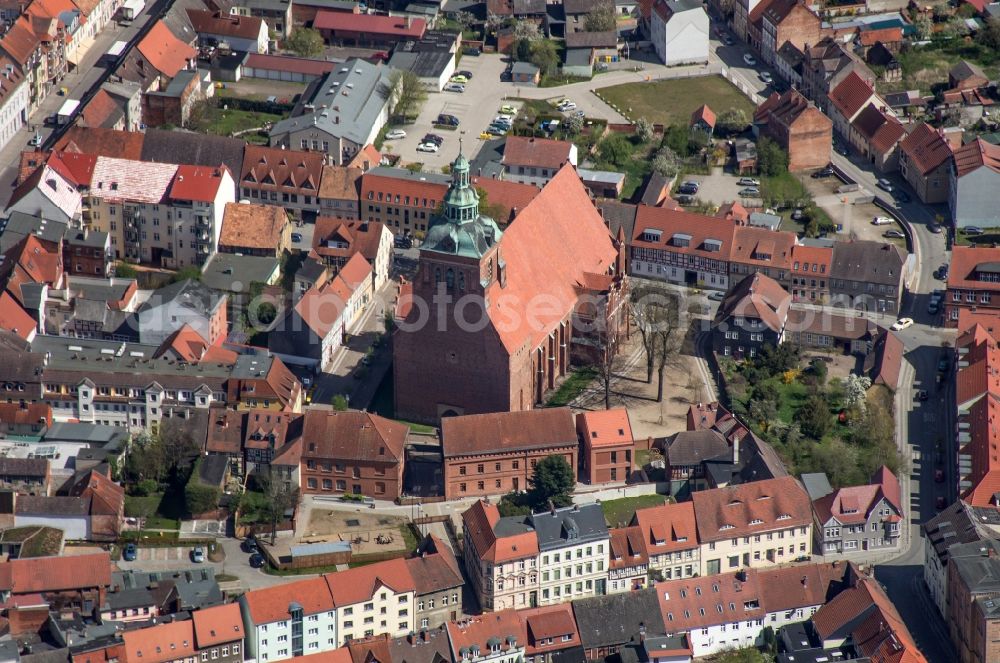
304 506 415 557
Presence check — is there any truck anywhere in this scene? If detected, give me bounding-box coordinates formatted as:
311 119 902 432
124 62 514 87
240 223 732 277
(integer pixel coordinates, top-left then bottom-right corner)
56 99 80 125
102 40 127 65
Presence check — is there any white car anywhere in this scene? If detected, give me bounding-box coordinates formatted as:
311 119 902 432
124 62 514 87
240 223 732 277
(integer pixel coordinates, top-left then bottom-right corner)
890 318 914 331
416 142 439 153
871 216 893 226
743 53 756 66
759 72 772 84
444 83 465 93
384 129 406 140
558 102 577 111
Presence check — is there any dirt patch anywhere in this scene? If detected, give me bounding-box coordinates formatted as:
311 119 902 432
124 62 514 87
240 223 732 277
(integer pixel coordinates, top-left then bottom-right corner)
305 507 411 556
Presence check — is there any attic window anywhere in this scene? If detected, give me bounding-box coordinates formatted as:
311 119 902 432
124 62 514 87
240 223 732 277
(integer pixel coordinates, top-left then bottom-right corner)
776 514 791 520
749 518 764 525
618 429 624 435
720 524 735 530
704 239 722 253
671 233 692 248
640 229 662 243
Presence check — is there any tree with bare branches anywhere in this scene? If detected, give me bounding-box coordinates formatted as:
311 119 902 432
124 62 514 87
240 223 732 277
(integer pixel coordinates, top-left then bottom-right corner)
630 284 684 402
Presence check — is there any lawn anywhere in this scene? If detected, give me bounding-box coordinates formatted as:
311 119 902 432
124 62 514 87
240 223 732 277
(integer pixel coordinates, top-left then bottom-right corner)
545 366 597 407
893 40 1000 95
596 76 754 126
600 494 667 527
956 227 1000 246
189 105 283 140
125 494 182 530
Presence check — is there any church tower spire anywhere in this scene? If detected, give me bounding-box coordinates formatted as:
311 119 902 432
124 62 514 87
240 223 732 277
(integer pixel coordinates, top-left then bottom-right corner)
422 145 502 258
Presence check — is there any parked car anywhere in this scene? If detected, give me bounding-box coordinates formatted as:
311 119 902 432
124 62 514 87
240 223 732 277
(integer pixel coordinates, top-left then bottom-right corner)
191 547 205 563
558 101 577 111
723 35 734 45
811 166 835 178
241 535 258 553
965 226 984 235
290 232 302 243
934 264 949 280
708 291 725 301
416 142 439 153
422 133 444 145
449 74 469 84
444 83 465 93
736 177 759 186
384 129 406 140
929 223 943 234
28 133 42 147
122 543 137 561
834 143 850 156
485 126 506 137
676 194 695 205
883 230 904 239
437 114 460 126
743 53 756 66
739 187 761 197
894 190 911 203
876 178 893 192
249 553 265 568
500 105 518 115
678 185 698 196
457 70 473 79
871 216 893 226
681 180 700 191
463 46 481 56
759 72 772 84
890 317 914 331
928 301 939 315
936 496 947 510
938 356 950 372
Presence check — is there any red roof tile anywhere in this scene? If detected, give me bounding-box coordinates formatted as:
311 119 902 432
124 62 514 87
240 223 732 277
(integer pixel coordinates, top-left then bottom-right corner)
462 500 538 564
501 136 575 169
220 202 289 251
242 577 335 624
519 604 580 653
471 176 540 223
447 610 523 658
192 602 243 647
0 18 40 66
953 138 1000 178
123 619 196 663
137 21 196 78
187 9 265 40
53 127 145 160
0 291 36 341
576 408 633 449
242 144 324 193
79 90 122 130
169 164 230 203
0 552 111 593
812 466 901 525
690 104 716 128
690 476 811 542
301 409 406 465
441 408 576 458
324 557 415 607
633 501 699 556
828 70 875 120
313 11 426 37
608 525 649 569
244 53 336 77
631 205 737 262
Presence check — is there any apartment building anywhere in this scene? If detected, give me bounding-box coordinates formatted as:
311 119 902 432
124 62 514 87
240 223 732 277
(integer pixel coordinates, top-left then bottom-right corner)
500 136 578 187
441 409 578 500
462 500 540 611
240 577 339 662
310 217 394 290
753 89 832 172
7 335 301 431
947 539 1000 663
808 466 903 556
123 603 244 663
924 501 1000 617
239 145 325 220
759 0 821 67
898 123 955 205
359 166 448 235
327 559 416 643
84 158 236 268
632 501 700 581
533 504 609 605
606 526 648 593
692 476 813 575
712 272 791 360
947 246 1000 326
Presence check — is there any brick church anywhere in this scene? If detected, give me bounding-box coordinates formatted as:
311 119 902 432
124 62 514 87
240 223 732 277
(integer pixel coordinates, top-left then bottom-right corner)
393 147 628 423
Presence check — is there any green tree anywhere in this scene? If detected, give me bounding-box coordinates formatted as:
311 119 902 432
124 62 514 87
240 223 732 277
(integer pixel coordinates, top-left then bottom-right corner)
663 124 692 157
651 146 680 177
716 107 749 135
809 358 828 385
978 17 1000 49
530 39 559 77
634 117 655 143
512 20 540 60
584 5 616 31
184 460 222 516
913 14 932 39
598 133 633 166
388 69 428 122
562 113 584 136
332 394 349 411
285 28 323 57
531 455 575 508
115 262 137 279
796 393 832 439
757 137 789 176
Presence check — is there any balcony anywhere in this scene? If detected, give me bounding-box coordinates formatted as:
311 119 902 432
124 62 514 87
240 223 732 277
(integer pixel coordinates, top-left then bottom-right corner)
196 216 211 227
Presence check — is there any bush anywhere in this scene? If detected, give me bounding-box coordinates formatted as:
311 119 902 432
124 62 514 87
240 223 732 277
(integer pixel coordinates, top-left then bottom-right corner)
134 479 159 497
597 133 633 167
184 460 221 516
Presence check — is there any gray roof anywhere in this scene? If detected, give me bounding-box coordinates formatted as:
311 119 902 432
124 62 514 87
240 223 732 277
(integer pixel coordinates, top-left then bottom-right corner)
65 229 109 249
15 495 89 516
290 540 351 557
564 48 593 67
663 0 703 12
748 211 781 230
140 279 227 315
0 457 48 477
43 422 128 447
511 61 539 75
829 241 905 286
198 453 230 486
800 472 834 501
530 503 609 551
667 429 730 466
388 50 454 79
141 129 246 179
0 212 67 252
201 253 279 293
577 168 625 185
64 276 134 303
923 501 1000 566
598 200 637 239
949 539 1000 594
368 165 450 185
563 0 612 14
572 588 666 649
295 256 327 284
114 568 222 610
271 58 392 147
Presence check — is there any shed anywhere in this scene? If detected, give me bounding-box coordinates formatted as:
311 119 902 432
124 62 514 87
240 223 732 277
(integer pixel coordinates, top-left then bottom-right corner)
511 61 540 85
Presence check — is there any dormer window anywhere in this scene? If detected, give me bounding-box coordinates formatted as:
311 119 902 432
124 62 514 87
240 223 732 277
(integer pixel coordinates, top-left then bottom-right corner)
640 229 662 243
749 518 763 525
671 233 691 248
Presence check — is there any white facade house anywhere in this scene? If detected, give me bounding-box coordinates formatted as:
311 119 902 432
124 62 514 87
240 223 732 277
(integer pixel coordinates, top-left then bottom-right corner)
239 577 339 663
83 159 236 268
188 9 270 54
6 163 83 225
328 559 417 642
533 504 610 605
0 59 28 153
500 136 579 187
650 0 709 66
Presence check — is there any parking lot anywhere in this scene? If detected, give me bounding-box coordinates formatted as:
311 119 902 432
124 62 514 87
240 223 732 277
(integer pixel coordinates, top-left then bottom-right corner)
680 168 759 208
804 175 906 248
383 54 509 167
